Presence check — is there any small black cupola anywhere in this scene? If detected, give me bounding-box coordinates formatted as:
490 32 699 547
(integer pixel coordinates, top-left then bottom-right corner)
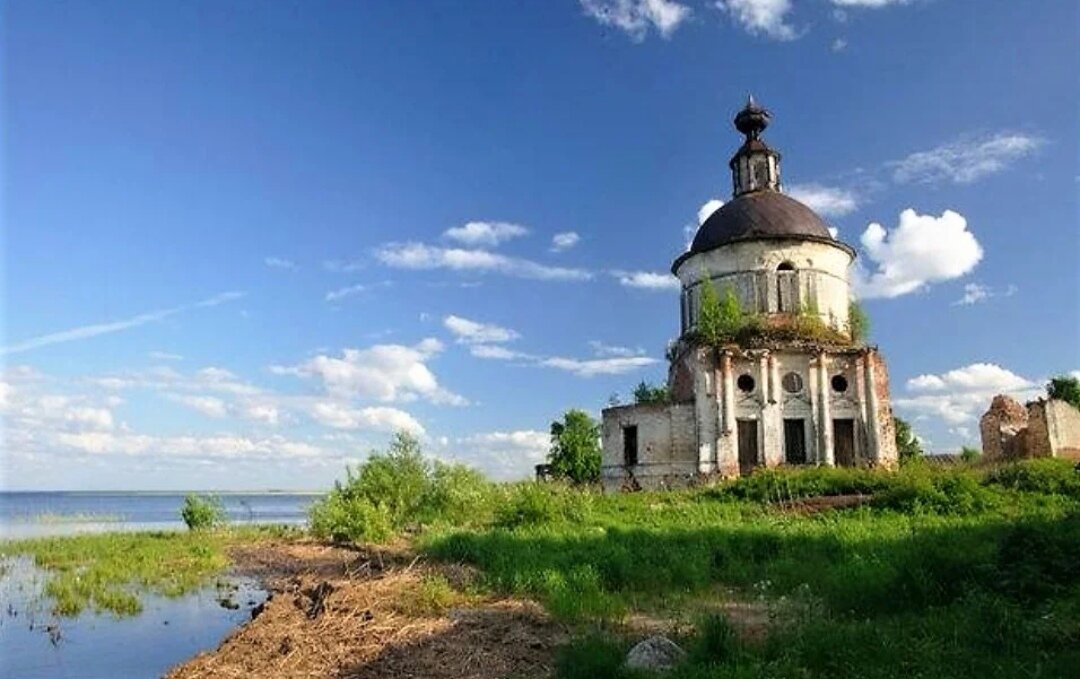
729 96 781 196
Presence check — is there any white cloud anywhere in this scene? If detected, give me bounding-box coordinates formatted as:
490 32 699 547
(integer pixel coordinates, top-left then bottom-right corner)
1 291 245 356
551 231 581 252
167 394 230 419
787 183 859 217
52 431 325 460
612 270 681 291
715 0 798 40
271 339 467 406
697 199 724 225
855 209 983 299
264 257 297 271
907 363 1034 394
325 284 369 303
148 351 183 361
541 355 658 377
308 401 424 435
469 345 532 361
443 221 528 247
439 430 550 481
443 315 519 344
896 363 1039 426
589 341 645 358
64 406 115 431
831 38 847 52
376 242 592 282
891 132 1044 185
580 0 692 41
953 282 1016 306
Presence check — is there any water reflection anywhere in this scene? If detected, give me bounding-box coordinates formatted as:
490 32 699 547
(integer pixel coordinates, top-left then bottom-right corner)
0 557 267 679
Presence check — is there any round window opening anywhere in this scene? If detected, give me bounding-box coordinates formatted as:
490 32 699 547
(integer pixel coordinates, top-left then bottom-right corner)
737 374 756 393
782 372 803 394
831 375 849 393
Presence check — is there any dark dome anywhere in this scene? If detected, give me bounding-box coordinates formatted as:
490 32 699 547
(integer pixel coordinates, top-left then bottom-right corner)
678 191 845 263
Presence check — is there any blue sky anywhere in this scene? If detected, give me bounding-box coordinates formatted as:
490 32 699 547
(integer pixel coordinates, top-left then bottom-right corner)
2 0 1077 490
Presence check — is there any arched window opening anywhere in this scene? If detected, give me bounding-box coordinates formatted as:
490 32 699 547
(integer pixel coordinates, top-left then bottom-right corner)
776 262 797 313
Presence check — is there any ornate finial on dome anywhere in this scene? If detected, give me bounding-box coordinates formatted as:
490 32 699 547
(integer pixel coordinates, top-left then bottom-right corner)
734 96 770 141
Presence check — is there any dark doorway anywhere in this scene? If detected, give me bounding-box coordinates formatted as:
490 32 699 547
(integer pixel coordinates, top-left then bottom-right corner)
784 419 807 464
737 420 759 475
622 425 638 467
833 419 856 467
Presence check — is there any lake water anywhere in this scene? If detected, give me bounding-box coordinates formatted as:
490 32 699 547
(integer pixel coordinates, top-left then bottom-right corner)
0 492 320 678
0 491 321 538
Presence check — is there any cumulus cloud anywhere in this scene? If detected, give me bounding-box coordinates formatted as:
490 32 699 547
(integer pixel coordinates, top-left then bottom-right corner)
308 401 424 435
612 270 681 291
468 345 532 361
891 133 1044 185
787 184 859 217
551 232 581 252
443 315 519 344
167 394 230 419
896 363 1039 425
375 242 591 282
697 199 724 225
438 430 550 481
443 221 528 247
855 209 983 299
580 0 692 41
715 0 798 40
264 257 297 271
1 291 245 356
271 339 467 406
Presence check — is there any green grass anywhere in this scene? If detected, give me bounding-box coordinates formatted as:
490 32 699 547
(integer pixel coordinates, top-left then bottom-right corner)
410 460 1080 678
0 525 296 617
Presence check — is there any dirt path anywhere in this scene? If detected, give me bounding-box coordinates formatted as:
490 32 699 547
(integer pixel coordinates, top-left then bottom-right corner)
165 540 568 679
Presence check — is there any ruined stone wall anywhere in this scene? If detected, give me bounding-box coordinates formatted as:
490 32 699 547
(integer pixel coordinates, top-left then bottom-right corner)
600 403 698 492
870 349 898 467
1027 399 1080 459
979 395 1029 461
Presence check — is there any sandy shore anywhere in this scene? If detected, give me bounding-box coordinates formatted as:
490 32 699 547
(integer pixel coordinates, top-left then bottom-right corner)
165 540 568 679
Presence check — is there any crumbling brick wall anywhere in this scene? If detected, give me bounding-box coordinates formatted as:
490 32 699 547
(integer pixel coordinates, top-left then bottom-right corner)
980 396 1080 460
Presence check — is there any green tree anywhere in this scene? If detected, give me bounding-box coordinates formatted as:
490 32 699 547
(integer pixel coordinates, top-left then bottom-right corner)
1047 375 1080 409
180 494 224 531
548 409 601 484
633 381 669 404
848 300 870 343
894 417 924 464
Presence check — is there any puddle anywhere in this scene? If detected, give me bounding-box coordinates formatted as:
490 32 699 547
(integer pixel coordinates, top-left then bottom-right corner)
0 557 267 679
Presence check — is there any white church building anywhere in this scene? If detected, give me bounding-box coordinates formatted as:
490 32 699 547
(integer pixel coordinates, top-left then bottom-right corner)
600 99 898 491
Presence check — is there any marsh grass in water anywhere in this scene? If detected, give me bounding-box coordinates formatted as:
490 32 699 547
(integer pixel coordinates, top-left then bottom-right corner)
0 525 296 617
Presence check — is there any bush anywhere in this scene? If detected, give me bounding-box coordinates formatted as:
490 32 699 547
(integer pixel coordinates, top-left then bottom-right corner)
308 432 495 543
872 467 1001 514
985 458 1080 498
720 466 891 503
180 494 224 531
495 482 595 529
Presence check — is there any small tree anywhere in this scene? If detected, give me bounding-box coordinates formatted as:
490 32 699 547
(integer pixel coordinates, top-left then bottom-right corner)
717 285 744 337
181 494 224 531
697 279 723 344
960 446 981 463
848 300 870 343
548 409 601 485
894 417 924 464
633 381 669 404
1047 375 1080 409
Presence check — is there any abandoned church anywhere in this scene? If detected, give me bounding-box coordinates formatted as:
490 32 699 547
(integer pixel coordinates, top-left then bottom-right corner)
601 99 899 492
